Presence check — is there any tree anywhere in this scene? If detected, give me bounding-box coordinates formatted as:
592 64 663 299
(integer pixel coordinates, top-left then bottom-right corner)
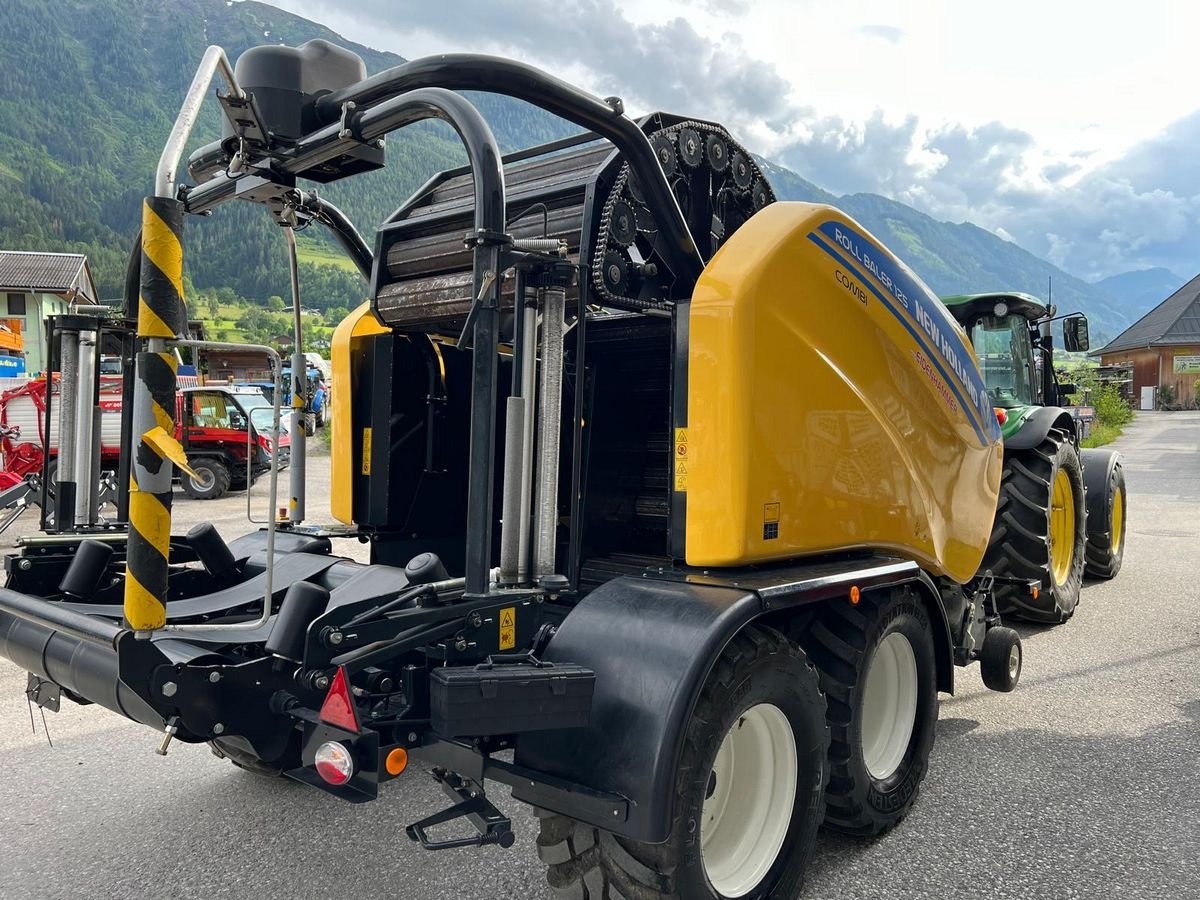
267 295 285 311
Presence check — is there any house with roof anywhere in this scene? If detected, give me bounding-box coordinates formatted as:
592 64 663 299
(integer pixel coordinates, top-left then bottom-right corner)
0 251 100 375
1093 272 1200 406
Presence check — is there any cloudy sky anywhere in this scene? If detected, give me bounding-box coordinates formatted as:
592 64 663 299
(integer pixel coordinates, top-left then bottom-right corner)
263 0 1199 281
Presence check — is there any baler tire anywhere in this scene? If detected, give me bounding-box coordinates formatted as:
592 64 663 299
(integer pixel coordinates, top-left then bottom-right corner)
983 429 1086 623
1084 462 1126 579
536 625 828 900
797 585 939 836
180 458 232 501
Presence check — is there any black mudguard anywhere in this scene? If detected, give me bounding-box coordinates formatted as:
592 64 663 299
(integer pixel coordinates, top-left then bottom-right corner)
1006 406 1077 450
513 559 946 843
1079 447 1122 539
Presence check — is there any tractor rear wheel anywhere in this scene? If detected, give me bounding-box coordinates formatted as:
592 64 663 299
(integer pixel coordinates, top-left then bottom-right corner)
180 458 232 501
537 625 828 899
984 428 1086 623
1084 461 1126 579
797 585 939 835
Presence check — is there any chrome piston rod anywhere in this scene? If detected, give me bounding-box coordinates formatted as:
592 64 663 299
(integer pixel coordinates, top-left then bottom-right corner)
533 284 566 579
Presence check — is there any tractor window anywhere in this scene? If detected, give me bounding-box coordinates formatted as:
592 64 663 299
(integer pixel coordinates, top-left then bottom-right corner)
189 392 234 429
971 315 1035 408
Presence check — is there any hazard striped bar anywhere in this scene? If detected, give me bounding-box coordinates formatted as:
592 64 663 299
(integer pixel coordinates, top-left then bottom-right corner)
123 197 186 632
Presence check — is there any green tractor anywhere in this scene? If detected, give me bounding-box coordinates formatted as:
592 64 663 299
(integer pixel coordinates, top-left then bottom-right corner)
943 292 1127 623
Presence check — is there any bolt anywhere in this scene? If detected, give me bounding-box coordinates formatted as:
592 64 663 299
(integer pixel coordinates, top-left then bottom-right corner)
329 631 345 646
612 809 620 817
212 723 225 735
339 128 352 139
455 637 468 652
314 675 330 690
161 681 178 698
208 671 222 683
18 559 31 571
408 732 418 743
469 612 483 628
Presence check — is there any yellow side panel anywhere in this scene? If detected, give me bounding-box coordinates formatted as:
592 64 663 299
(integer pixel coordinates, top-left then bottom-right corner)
685 203 1003 582
330 302 390 525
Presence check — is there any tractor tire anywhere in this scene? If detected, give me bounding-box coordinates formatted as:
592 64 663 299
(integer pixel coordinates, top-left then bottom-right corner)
1084 461 1126 579
315 403 327 428
983 428 1086 623
797 585 939 836
537 625 828 900
180 458 232 501
304 412 316 437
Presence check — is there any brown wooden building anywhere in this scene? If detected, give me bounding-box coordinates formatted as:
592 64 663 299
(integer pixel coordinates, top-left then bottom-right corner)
1093 272 1200 407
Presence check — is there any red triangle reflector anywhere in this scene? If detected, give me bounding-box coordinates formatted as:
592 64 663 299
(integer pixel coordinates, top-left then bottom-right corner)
319 667 361 734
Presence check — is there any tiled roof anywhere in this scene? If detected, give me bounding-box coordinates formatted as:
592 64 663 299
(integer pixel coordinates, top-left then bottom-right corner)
0 251 98 302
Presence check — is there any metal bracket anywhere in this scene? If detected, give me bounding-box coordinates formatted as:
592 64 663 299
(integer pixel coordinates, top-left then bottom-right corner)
406 768 515 851
217 90 270 150
25 673 61 713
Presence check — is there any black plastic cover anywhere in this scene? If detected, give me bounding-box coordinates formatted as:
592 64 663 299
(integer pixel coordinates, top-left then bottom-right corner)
431 660 595 737
223 40 383 182
227 39 366 144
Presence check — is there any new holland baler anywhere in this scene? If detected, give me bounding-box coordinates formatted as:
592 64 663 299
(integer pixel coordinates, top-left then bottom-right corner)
0 40 1026 899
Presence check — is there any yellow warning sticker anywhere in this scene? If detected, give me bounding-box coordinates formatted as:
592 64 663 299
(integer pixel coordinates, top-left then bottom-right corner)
361 427 372 475
764 502 781 523
673 427 690 492
499 606 516 650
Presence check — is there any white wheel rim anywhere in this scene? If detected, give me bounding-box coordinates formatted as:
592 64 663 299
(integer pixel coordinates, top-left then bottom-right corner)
701 702 797 898
860 632 919 781
1008 644 1021 680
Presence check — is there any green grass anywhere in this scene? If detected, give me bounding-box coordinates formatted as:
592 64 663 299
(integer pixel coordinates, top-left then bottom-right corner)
1081 421 1123 448
294 236 359 272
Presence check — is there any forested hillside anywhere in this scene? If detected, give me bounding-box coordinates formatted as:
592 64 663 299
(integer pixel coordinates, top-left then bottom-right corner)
0 0 1146 341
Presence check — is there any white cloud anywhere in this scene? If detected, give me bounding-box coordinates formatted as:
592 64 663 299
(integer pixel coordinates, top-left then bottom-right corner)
260 0 1200 279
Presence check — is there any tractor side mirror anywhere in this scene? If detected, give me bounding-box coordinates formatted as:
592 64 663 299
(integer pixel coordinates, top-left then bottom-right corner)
1062 315 1090 352
1058 382 1079 397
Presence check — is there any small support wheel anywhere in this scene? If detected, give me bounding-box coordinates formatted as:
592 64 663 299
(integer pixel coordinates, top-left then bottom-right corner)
980 627 1022 693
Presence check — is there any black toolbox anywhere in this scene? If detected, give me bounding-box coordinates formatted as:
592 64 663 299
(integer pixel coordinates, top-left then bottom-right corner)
430 658 595 737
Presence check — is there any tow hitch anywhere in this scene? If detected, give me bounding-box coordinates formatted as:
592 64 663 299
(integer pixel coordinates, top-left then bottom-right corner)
406 768 516 851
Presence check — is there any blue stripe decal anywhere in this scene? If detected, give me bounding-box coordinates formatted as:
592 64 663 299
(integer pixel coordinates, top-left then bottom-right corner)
806 231 995 444
814 220 999 439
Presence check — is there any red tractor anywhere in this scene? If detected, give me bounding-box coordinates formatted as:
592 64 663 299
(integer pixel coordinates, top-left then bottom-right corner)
0 380 287 503
176 384 289 499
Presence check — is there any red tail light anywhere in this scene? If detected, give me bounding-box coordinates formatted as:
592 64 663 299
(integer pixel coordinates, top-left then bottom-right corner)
994 407 1008 425
314 741 354 785
319 667 361 734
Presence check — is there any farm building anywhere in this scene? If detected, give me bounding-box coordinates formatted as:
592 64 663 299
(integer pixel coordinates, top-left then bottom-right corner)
1093 272 1200 407
0 251 100 375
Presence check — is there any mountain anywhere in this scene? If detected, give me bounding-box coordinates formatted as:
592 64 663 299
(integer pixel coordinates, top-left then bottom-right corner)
0 0 575 305
1092 268 1185 320
0 0 1146 341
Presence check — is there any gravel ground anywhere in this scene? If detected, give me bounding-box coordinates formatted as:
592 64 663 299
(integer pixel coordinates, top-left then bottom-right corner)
0 414 1197 899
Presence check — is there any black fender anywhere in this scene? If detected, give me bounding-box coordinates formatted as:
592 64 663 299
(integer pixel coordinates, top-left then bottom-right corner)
1079 447 1122 539
1006 406 1077 450
512 558 948 842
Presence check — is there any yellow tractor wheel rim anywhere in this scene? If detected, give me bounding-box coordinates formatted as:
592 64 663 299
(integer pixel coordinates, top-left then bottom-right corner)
1111 487 1124 553
1049 468 1076 585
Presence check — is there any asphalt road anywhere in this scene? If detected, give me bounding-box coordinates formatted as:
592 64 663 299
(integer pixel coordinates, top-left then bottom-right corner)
1 415 1198 899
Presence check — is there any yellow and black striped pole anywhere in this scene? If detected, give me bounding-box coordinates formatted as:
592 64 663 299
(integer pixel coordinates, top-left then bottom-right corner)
124 197 186 632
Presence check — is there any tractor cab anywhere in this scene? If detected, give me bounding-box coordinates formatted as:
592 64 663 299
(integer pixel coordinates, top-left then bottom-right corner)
943 292 1090 427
